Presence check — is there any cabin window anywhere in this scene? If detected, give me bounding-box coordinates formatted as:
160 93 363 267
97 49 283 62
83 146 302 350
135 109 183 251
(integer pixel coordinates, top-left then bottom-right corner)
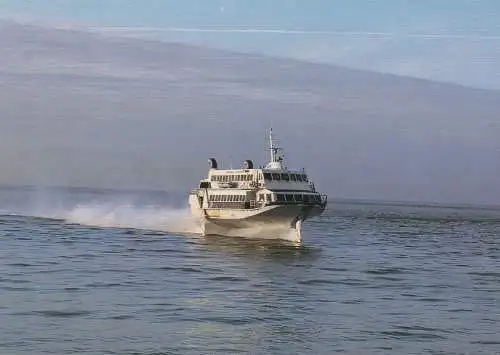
277 194 285 202
294 194 303 202
247 175 252 181
285 194 294 202
281 173 290 181
290 174 297 182
303 195 310 203
296 174 303 182
272 173 281 180
302 174 308 182
258 194 264 201
266 194 272 202
263 173 272 180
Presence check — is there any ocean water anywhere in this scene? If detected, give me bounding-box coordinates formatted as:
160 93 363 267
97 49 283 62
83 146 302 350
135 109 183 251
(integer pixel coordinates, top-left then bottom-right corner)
0 186 499 354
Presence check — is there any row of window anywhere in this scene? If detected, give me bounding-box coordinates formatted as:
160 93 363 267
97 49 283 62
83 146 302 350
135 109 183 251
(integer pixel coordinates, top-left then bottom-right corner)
209 202 248 209
210 172 309 183
208 193 322 204
211 175 253 182
263 173 308 182
209 194 246 202
274 194 322 203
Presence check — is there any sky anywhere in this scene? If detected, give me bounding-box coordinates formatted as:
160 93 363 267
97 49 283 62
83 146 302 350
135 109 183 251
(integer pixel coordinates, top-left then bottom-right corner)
1 0 500 89
1 1 500 206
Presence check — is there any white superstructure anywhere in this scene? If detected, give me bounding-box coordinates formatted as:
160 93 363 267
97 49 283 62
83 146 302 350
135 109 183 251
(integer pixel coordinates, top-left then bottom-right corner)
188 128 327 242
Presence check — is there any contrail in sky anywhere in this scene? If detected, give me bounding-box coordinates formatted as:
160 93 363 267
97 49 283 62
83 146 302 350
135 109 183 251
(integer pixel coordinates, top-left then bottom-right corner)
91 26 500 40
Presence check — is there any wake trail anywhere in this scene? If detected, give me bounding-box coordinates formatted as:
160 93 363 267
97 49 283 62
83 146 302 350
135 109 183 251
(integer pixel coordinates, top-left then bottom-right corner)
62 203 202 235
0 200 202 235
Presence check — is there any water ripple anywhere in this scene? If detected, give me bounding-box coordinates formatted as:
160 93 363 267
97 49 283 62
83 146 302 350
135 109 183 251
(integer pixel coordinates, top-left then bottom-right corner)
0 202 499 354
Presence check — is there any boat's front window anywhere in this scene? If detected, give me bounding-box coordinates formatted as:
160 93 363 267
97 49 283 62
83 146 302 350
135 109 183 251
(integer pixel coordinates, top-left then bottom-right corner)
281 173 290 181
263 173 272 180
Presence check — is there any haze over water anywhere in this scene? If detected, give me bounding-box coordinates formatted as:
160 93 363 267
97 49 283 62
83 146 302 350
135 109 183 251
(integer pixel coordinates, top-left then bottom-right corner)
1 186 499 354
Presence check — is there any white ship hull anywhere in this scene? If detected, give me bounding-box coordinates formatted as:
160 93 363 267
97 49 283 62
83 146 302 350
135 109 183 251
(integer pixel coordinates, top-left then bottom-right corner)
189 194 325 243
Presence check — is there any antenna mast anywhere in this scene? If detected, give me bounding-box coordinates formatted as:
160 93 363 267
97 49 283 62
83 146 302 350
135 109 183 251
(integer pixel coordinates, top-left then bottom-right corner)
266 126 284 170
270 127 276 163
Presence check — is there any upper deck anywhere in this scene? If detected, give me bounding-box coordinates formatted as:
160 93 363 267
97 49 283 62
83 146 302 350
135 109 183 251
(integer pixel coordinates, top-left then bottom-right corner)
204 168 314 192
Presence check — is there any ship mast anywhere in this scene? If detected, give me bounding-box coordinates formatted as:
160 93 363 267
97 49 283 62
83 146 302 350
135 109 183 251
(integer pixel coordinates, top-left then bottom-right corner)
266 127 284 170
269 127 276 163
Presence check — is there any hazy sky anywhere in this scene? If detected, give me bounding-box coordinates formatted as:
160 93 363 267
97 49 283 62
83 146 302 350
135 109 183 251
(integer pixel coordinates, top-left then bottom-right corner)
1 0 499 89
1 3 500 206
